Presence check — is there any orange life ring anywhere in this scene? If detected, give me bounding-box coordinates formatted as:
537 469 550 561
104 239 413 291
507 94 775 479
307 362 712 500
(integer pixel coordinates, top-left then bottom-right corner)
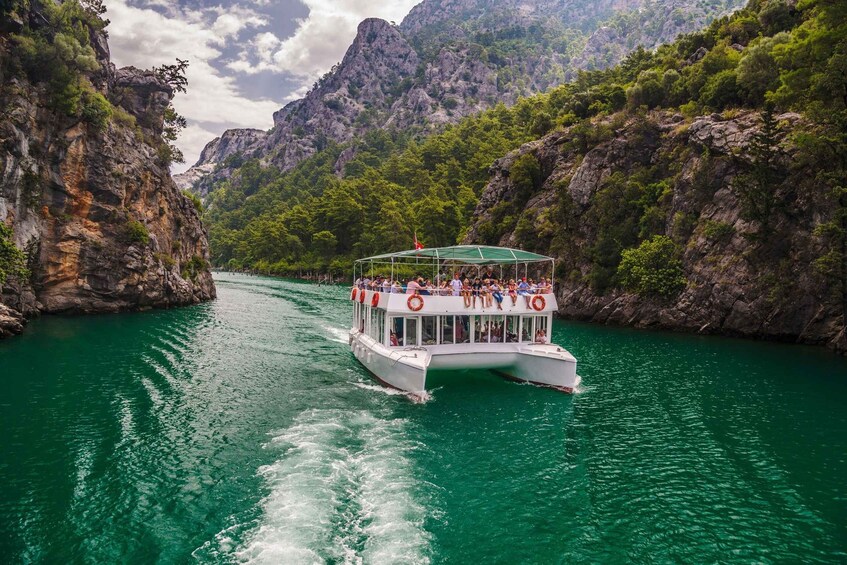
351 288 358 301
359 290 366 303
531 294 546 311
407 294 424 312
371 293 380 307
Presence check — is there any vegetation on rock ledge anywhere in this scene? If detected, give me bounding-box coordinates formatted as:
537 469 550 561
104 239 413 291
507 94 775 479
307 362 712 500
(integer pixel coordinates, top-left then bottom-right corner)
0 223 29 286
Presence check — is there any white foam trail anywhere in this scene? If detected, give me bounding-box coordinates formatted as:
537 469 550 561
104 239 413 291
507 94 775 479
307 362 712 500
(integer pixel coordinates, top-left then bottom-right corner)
351 381 432 404
324 325 349 344
234 410 431 564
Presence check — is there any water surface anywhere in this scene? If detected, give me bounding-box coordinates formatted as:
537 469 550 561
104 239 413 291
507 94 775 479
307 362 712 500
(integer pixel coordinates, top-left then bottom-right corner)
1 273 845 562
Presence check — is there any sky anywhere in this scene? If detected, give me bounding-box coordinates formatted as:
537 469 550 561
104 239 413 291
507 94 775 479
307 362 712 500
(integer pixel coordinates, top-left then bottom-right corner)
104 0 420 173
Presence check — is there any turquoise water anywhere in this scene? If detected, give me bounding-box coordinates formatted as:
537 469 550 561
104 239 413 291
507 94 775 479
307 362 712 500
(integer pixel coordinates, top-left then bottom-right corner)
1 273 845 563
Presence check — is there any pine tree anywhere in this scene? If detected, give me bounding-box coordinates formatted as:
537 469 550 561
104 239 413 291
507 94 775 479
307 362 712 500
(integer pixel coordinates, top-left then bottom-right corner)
735 103 781 234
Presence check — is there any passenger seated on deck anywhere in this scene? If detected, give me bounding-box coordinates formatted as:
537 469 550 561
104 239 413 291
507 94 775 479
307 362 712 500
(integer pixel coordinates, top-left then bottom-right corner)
471 277 483 308
390 331 399 347
507 279 517 305
419 278 431 295
479 279 491 308
517 278 531 307
438 280 450 295
461 278 472 308
490 280 504 310
392 280 402 293
382 278 391 293
535 328 547 344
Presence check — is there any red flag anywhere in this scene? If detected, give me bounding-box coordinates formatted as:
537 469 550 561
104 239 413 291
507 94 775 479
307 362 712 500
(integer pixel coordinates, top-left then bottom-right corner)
414 231 424 250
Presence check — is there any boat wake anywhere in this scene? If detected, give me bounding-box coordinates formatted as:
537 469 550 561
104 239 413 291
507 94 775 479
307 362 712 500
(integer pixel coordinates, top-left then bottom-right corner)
233 409 432 564
324 325 350 344
351 380 433 403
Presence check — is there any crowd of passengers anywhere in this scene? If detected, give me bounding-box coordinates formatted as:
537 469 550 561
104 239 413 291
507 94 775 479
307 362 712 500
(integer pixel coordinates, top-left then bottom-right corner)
354 271 552 309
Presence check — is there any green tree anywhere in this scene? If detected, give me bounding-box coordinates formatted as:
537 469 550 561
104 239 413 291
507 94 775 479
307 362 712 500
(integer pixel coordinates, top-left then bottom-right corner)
617 235 686 297
311 230 338 258
734 105 782 233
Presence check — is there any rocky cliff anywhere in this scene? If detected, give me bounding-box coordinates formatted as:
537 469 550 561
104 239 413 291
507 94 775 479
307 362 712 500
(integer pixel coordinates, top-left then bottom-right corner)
173 128 266 194
465 110 846 351
0 1 215 338
179 0 744 193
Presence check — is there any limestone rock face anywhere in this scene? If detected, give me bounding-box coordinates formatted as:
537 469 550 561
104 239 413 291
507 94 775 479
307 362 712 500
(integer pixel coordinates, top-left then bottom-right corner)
465 111 844 352
173 128 267 193
0 15 215 338
178 0 746 193
263 18 421 172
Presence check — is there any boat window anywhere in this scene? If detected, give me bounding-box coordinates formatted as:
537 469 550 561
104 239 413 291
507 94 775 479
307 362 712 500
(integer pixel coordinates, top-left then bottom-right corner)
421 316 437 345
506 316 519 343
366 305 372 337
405 317 418 347
390 316 404 347
372 309 384 343
488 315 504 343
456 315 470 344
440 316 454 344
477 315 491 343
380 310 386 343
534 315 549 343
521 315 533 342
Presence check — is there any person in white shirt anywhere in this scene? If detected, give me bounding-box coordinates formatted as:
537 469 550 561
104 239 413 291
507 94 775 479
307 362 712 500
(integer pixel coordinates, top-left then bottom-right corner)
450 273 463 296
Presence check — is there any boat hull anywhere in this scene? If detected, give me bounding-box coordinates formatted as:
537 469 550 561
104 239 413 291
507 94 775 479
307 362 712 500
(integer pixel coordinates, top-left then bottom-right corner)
350 330 428 394
349 330 579 395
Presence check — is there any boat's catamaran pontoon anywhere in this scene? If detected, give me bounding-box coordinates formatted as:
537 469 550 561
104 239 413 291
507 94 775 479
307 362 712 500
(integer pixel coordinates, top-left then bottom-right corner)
349 245 579 397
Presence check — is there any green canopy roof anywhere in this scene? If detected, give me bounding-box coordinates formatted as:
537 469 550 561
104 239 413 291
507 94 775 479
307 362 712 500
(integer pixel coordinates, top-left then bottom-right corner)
357 245 553 265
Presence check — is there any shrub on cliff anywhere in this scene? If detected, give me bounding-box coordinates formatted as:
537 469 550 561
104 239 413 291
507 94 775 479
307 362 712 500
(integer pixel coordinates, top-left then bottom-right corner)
617 235 686 297
80 87 112 130
0 223 29 286
183 190 203 213
181 255 208 281
124 220 149 246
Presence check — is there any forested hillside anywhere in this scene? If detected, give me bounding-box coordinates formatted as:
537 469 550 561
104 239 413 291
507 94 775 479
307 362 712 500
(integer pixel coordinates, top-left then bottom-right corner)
205 0 847 349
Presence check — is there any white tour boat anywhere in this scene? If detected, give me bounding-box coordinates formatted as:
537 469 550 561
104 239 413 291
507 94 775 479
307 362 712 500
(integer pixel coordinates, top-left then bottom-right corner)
348 245 579 397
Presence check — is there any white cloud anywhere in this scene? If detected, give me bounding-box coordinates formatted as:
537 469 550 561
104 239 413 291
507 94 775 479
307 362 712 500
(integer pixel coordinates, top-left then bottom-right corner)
103 0 419 173
106 0 280 172
228 0 419 80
